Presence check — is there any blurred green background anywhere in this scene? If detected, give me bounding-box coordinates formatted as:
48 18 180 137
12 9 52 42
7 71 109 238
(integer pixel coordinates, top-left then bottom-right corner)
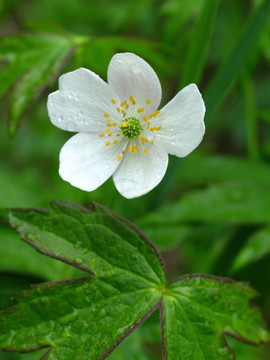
0 0 270 358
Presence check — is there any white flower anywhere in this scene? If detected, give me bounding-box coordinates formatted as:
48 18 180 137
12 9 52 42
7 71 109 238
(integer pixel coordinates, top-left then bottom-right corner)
47 52 205 199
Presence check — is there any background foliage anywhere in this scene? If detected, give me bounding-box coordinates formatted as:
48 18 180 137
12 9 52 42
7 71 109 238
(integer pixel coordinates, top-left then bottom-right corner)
0 0 270 358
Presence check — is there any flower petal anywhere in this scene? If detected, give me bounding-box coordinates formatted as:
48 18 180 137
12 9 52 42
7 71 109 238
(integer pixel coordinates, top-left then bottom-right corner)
107 53 161 115
48 68 119 132
152 84 205 157
113 143 168 199
59 133 125 191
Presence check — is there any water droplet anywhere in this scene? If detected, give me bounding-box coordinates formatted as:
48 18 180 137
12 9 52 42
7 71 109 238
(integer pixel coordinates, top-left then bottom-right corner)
67 122 75 131
68 93 74 99
58 116 63 122
75 257 83 265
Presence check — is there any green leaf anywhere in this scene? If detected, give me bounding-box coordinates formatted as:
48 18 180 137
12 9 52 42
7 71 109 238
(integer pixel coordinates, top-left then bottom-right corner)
162 275 270 360
0 225 83 281
205 0 270 120
139 182 270 226
0 201 165 359
0 33 76 135
180 0 218 87
231 226 270 273
178 154 270 186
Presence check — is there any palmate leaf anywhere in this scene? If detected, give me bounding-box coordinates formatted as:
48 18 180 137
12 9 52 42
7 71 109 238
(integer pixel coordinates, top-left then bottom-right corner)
0 33 77 135
0 201 269 359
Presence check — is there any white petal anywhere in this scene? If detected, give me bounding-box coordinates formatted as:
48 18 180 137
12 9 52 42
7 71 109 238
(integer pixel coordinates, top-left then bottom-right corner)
59 133 125 191
152 84 205 157
47 68 120 132
107 53 161 115
113 143 168 199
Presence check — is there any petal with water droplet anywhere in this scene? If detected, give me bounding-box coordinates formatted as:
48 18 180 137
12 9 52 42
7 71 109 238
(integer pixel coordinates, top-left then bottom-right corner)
59 133 125 191
154 84 205 157
108 53 161 114
48 68 120 133
113 143 168 199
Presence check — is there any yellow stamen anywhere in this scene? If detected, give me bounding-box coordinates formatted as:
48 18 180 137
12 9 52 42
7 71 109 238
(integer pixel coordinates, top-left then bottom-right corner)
112 122 117 127
106 119 111 123
122 150 125 154
122 121 128 127
117 155 122 161
120 101 124 107
150 140 154 144
117 133 120 137
111 99 116 104
106 141 111 146
139 134 143 139
144 149 148 154
104 113 110 117
130 95 136 105
143 116 148 121
105 128 111 132
117 107 120 112
126 104 129 109
108 133 113 137
107 123 112 127
99 134 105 137
113 140 118 144
121 109 125 114
146 99 151 105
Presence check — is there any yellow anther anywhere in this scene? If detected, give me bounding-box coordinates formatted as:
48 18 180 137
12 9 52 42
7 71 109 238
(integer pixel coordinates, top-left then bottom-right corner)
123 100 126 105
107 123 112 127
121 109 125 114
106 119 111 123
99 134 105 137
117 133 120 137
108 133 113 137
144 149 148 154
117 107 120 112
117 155 122 161
133 150 137 154
139 134 143 139
149 113 153 119
122 121 128 127
120 102 124 107
150 140 154 144
137 108 144 113
126 104 129 109
129 95 135 105
113 140 118 144
156 126 161 130
105 128 111 132
143 116 148 121
153 110 160 117
104 113 110 117
146 99 151 105
122 150 125 154
112 122 117 127
111 99 116 104
129 145 133 152
134 145 138 150
106 141 111 146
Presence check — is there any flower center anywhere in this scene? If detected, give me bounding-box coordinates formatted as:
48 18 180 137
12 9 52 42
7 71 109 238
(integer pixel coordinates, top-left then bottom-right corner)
121 117 142 138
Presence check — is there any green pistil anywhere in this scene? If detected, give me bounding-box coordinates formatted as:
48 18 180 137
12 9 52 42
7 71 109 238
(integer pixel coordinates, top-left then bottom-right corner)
121 117 142 138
